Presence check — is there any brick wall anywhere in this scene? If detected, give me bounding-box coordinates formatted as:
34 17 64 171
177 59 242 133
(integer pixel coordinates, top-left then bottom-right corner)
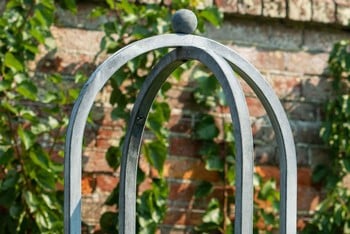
49 1 350 233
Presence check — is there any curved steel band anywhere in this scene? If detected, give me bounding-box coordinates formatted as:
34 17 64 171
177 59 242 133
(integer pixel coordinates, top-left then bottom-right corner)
64 34 297 234
119 46 253 234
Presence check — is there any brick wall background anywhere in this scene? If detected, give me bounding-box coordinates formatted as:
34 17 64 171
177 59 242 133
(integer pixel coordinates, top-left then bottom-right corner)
47 1 350 233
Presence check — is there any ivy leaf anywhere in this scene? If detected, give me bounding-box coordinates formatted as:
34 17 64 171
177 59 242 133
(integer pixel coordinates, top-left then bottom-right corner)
4 52 23 71
194 115 219 140
143 140 167 175
202 198 222 225
16 80 38 100
100 211 118 233
204 155 224 172
29 147 50 170
18 127 35 150
195 181 213 199
33 169 56 191
105 146 121 170
199 8 223 27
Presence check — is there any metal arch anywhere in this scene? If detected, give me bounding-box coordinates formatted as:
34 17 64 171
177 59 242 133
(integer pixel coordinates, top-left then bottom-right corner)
64 33 297 234
119 46 254 234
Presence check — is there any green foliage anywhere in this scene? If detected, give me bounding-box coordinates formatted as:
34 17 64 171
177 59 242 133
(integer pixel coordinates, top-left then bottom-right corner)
303 40 350 233
0 0 80 233
192 74 279 233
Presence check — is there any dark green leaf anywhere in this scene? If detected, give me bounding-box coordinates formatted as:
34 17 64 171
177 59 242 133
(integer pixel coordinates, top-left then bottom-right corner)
18 127 35 150
4 52 23 71
143 141 167 175
194 115 219 140
100 211 118 232
106 146 121 170
199 8 223 27
195 181 213 198
16 80 38 100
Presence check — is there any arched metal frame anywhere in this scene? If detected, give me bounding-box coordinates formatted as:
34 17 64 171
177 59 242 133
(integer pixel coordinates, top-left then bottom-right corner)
64 34 297 234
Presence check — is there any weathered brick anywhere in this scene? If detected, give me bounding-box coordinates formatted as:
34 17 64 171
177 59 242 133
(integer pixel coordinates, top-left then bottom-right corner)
207 21 302 51
246 97 266 117
167 87 197 110
303 28 349 52
238 0 262 15
168 112 193 134
301 76 332 102
312 0 336 23
263 0 286 18
296 144 309 166
83 149 113 172
290 120 323 144
284 51 328 75
254 145 277 164
82 175 95 195
168 182 196 202
51 26 104 55
283 101 321 121
288 0 312 21
163 157 220 182
169 137 202 158
163 208 203 226
336 0 350 26
96 174 118 192
215 0 238 13
268 73 302 99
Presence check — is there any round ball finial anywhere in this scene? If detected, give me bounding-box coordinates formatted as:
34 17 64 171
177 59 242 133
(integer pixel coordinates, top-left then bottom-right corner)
171 9 198 34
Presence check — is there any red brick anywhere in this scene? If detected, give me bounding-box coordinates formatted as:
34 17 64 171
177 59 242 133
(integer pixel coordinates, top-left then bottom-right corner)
168 113 193 134
283 101 320 121
163 157 220 182
163 209 203 226
284 52 328 75
246 97 266 117
83 149 113 173
301 76 332 102
168 182 196 202
167 88 196 110
96 174 118 192
82 175 95 195
169 137 202 158
268 74 302 99
215 0 238 13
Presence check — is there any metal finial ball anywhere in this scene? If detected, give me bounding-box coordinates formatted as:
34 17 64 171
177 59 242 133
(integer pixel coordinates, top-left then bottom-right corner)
171 9 198 34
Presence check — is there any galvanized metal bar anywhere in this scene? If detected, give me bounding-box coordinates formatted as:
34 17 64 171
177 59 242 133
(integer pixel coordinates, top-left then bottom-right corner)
119 46 253 234
64 33 297 234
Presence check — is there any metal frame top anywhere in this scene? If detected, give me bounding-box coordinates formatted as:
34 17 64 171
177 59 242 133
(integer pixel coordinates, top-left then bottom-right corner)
64 10 297 234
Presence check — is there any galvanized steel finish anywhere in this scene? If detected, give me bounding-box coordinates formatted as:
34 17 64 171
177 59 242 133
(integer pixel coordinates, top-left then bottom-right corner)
64 13 297 234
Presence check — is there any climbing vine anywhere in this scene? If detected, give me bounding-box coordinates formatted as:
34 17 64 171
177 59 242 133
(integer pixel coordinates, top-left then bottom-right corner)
0 0 79 233
302 40 350 233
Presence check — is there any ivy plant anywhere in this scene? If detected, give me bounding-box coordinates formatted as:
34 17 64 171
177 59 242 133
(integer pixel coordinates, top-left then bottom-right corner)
0 0 79 233
302 40 350 233
191 67 279 233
